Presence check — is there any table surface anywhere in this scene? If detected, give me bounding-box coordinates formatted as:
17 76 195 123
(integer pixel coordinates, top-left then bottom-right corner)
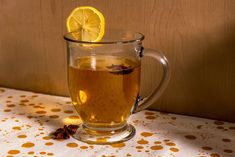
0 88 234 157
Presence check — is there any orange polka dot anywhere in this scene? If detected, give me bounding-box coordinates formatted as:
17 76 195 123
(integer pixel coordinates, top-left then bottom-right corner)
7 104 16 107
17 135 27 138
140 132 153 137
21 142 35 148
137 139 149 144
166 142 176 146
229 127 235 130
8 150 20 154
222 138 231 142
45 142 54 146
154 141 161 144
47 153 54 156
12 126 21 130
28 151 34 154
136 146 144 149
40 152 46 155
19 103 26 106
27 116 33 119
80 146 88 149
33 105 44 109
49 115 59 118
35 110 47 114
64 110 74 114
66 143 78 148
202 146 213 150
197 125 203 129
170 147 179 152
224 149 233 153
217 126 224 129
20 99 29 103
51 108 61 112
111 142 126 148
150 145 163 150
184 135 196 140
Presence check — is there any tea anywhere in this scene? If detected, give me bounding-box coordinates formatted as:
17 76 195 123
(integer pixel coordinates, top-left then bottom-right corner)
68 56 140 127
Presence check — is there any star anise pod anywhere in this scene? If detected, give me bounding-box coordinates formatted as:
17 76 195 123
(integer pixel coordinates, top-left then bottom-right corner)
67 125 79 135
52 125 79 139
106 64 133 75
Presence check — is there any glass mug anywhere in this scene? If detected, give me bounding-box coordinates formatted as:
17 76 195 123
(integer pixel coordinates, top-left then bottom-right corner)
64 30 170 144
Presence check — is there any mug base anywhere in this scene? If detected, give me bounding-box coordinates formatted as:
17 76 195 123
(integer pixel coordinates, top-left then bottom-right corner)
72 123 135 144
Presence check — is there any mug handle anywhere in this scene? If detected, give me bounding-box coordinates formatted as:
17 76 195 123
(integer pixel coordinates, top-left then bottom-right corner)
134 48 170 113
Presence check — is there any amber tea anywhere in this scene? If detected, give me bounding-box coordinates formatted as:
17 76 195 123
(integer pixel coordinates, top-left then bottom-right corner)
64 29 170 144
68 56 140 128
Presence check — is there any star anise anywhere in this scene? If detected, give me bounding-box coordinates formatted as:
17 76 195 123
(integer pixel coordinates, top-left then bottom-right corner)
52 125 79 139
106 64 133 75
67 125 79 135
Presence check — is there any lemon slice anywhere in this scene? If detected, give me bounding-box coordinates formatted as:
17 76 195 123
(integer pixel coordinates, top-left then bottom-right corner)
66 6 105 42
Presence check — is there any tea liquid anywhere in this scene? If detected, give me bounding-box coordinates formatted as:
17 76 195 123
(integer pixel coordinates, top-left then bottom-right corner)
68 56 140 127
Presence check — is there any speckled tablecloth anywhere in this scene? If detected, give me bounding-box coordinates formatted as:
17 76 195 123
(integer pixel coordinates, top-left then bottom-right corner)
0 87 234 157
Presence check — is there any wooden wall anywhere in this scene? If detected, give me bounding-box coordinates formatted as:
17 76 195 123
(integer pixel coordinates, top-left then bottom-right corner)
0 0 235 122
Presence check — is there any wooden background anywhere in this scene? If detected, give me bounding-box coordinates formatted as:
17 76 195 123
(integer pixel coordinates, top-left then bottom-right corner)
0 0 235 122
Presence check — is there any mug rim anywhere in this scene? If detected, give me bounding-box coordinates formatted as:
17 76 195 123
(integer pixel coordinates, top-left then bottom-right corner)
64 29 145 44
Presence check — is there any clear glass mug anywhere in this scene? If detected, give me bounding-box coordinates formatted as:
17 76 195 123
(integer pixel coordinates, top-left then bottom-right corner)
64 30 170 144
